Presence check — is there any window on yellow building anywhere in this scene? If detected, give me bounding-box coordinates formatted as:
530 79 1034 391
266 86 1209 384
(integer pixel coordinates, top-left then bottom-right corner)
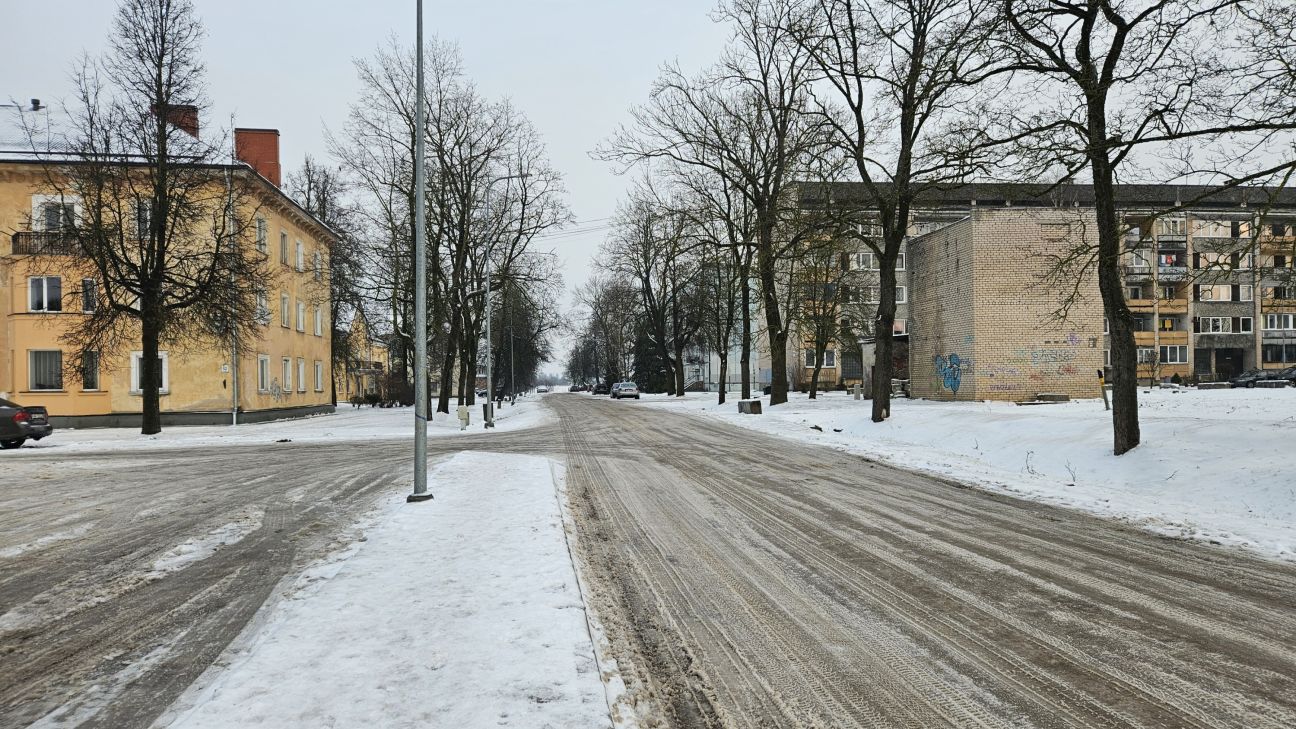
81 279 97 313
313 251 322 281
314 361 324 391
282 357 292 392
82 351 100 391
280 293 290 327
280 231 289 264
296 301 306 332
314 306 323 336
129 351 169 393
295 241 304 271
258 355 270 392
256 218 268 253
29 276 62 312
29 351 63 390
297 358 306 392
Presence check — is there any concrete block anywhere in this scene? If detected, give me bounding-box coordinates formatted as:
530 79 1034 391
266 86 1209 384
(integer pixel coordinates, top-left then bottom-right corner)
738 399 763 415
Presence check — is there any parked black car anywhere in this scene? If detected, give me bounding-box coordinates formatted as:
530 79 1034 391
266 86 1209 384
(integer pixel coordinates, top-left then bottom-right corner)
0 398 53 449
593 382 611 395
1269 365 1296 384
1229 369 1268 388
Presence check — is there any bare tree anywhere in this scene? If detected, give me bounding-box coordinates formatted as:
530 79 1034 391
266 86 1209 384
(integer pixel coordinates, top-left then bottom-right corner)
36 0 268 434
599 0 834 406
997 0 1296 454
286 155 367 406
784 0 1009 422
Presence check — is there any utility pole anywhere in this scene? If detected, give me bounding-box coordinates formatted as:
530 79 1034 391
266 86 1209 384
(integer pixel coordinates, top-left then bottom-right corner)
408 0 432 503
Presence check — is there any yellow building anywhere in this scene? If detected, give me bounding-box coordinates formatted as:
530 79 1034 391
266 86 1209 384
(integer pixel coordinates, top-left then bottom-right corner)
0 128 336 427
336 310 391 405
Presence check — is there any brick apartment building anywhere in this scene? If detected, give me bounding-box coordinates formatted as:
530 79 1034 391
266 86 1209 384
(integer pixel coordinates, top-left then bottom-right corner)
799 182 1296 399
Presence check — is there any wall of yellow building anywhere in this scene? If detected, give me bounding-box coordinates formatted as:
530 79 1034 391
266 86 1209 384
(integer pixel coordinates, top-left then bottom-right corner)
1 161 333 419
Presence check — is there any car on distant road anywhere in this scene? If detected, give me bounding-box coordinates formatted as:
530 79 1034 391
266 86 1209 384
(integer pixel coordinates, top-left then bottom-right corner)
0 398 53 449
611 382 640 399
1229 369 1269 388
593 383 611 395
536 385 550 393
569 383 586 392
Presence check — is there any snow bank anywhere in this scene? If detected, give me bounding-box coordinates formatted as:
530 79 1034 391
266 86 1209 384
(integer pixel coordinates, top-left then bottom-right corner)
155 451 614 729
638 388 1296 561
20 396 553 454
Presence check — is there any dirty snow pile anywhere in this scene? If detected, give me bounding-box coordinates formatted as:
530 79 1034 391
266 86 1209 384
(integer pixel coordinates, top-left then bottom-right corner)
154 451 617 729
639 387 1296 561
21 395 553 453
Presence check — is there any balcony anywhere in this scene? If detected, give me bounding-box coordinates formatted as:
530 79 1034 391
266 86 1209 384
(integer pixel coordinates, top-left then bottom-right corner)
1123 265 1152 280
11 232 84 256
1157 265 1189 281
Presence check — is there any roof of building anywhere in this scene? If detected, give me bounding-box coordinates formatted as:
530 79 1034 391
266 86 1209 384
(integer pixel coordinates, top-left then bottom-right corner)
798 181 1296 212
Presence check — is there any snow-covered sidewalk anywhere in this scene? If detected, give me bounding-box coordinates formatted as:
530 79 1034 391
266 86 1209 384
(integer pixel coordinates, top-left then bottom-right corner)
22 396 552 453
153 451 616 729
637 388 1296 561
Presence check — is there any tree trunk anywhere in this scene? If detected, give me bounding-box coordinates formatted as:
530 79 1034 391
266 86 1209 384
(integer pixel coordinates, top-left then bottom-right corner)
140 311 162 435
740 280 752 400
757 228 789 406
717 354 728 405
809 358 822 399
436 317 460 414
871 248 899 422
1089 130 1141 454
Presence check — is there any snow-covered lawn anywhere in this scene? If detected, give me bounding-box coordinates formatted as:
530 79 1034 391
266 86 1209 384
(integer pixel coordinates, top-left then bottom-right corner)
19 396 553 453
154 451 619 729
637 388 1296 561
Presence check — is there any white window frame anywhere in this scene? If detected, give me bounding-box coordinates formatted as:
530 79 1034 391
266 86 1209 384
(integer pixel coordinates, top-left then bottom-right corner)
1159 345 1188 364
1240 316 1253 334
282 357 293 392
1137 347 1156 364
295 240 304 271
1239 284 1253 302
1265 313 1296 330
281 293 291 328
314 306 323 336
895 286 907 304
313 250 323 281
296 301 306 332
129 350 170 394
258 354 271 392
32 194 79 232
28 350 63 391
893 319 908 335
280 231 289 264
297 358 307 392
255 217 268 253
1200 317 1231 333
824 349 836 367
314 360 324 392
28 276 63 312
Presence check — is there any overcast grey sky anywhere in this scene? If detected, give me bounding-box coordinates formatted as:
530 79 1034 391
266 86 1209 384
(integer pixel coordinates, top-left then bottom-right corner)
3 1 732 366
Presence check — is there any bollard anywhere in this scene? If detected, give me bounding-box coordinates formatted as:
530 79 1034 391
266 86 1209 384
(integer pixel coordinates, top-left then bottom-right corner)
457 404 470 431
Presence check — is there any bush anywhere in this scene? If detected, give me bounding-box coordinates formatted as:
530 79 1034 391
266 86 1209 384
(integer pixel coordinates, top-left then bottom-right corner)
363 392 382 406
1171 373 1183 385
349 395 364 408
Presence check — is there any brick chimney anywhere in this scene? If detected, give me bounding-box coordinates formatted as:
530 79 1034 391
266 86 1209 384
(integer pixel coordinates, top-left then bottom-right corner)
234 128 281 187
151 103 200 138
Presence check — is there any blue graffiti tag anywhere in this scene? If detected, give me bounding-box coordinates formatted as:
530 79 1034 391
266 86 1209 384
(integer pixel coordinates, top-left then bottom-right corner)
934 353 964 393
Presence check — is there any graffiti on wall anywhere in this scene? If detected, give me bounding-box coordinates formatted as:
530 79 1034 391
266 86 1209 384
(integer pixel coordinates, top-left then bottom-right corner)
933 353 966 393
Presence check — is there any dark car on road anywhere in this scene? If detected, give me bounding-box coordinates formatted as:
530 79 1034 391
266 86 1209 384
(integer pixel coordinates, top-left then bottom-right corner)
0 398 53 449
593 382 611 395
1229 369 1270 388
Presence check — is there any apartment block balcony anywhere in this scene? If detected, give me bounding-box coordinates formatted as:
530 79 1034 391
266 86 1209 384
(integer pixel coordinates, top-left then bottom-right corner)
1123 265 1152 280
1157 265 1189 281
10 232 84 256
1191 236 1245 250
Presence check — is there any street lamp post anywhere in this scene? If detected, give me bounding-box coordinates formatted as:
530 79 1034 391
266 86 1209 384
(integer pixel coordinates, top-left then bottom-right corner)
408 0 433 503
482 173 526 428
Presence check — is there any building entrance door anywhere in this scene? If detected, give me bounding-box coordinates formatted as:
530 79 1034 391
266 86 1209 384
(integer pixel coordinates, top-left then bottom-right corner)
1215 348 1244 380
